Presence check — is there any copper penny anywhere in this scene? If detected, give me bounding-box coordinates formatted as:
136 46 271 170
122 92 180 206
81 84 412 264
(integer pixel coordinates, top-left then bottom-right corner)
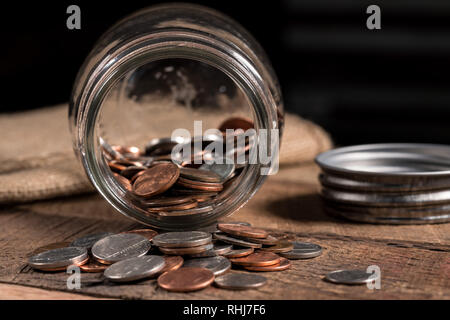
122 229 158 241
29 242 71 257
157 267 214 292
234 234 279 245
260 240 294 253
113 173 132 191
176 178 223 192
156 205 214 217
229 251 281 267
222 247 254 258
120 166 146 180
219 117 254 132
217 223 268 239
36 256 90 272
157 256 184 275
159 243 213 255
130 170 146 183
108 160 128 172
244 257 291 272
180 167 222 183
143 195 196 207
79 258 109 273
112 145 141 158
133 163 180 198
177 177 223 188
147 200 198 213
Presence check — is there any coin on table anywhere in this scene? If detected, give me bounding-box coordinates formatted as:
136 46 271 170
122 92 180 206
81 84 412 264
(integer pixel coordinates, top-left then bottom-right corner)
222 247 254 258
79 258 109 273
229 251 281 267
159 243 214 255
325 269 379 285
180 167 222 183
70 232 113 249
199 161 235 182
28 247 88 271
182 256 231 276
157 256 184 275
29 242 71 257
217 223 268 239
104 255 166 282
121 229 158 241
217 221 252 227
91 233 151 264
213 233 262 248
133 163 180 198
157 267 215 292
152 231 212 248
260 240 294 253
215 273 266 290
212 242 233 255
280 242 323 260
237 234 279 245
244 257 291 272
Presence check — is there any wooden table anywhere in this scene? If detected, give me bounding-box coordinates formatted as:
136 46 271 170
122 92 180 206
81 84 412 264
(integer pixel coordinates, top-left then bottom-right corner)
0 163 449 299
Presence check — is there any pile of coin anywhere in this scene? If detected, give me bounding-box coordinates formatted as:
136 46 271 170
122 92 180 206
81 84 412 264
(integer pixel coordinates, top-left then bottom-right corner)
27 222 326 292
101 117 255 218
316 143 450 224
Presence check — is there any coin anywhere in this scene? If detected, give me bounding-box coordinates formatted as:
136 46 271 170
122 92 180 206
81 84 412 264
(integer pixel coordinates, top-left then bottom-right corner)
157 267 215 292
176 178 223 192
182 256 231 276
325 269 379 285
28 247 88 271
91 233 151 264
121 229 158 240
244 257 291 272
215 273 267 290
70 232 113 249
143 195 195 207
218 117 254 132
199 161 235 182
133 163 180 198
213 233 262 248
152 231 212 248
260 240 294 253
229 251 281 267
79 258 109 273
156 205 214 217
222 247 254 258
217 223 268 239
120 166 146 180
279 242 323 260
104 255 166 282
113 173 133 191
180 167 222 183
218 221 251 227
186 249 218 258
29 242 71 257
159 243 214 255
212 242 233 255
147 200 198 213
158 256 184 274
235 234 279 245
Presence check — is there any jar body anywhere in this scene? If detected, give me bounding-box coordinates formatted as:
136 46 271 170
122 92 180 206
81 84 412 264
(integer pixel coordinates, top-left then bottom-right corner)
69 3 284 230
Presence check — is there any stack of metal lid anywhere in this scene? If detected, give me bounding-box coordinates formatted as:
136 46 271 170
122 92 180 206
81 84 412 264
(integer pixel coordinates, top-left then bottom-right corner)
315 143 450 224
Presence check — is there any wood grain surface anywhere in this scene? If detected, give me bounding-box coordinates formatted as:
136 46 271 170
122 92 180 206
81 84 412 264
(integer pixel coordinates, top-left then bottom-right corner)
0 163 449 299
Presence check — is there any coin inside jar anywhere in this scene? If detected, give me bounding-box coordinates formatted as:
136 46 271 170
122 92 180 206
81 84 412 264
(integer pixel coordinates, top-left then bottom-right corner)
217 223 268 239
157 267 215 292
180 167 222 183
133 163 180 198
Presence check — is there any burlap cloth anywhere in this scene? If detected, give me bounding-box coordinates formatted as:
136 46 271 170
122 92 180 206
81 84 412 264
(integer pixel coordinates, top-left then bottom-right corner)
0 104 332 204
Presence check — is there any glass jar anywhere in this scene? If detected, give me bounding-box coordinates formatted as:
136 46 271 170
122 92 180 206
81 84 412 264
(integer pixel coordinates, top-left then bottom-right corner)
69 3 284 230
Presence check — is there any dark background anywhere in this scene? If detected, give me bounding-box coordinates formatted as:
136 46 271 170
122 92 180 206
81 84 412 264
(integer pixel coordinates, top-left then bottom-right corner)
1 0 449 146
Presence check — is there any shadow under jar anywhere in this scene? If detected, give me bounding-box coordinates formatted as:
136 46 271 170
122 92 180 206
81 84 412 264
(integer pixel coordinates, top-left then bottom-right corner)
69 3 284 230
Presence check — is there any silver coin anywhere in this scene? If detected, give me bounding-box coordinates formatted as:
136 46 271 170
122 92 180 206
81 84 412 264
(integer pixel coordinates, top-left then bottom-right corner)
187 249 218 258
217 221 252 227
213 233 262 248
319 173 450 193
28 247 88 270
316 143 450 181
182 256 231 276
215 273 267 290
91 233 151 264
212 242 233 255
280 242 323 259
325 206 450 225
70 232 113 249
325 269 379 285
152 231 212 248
104 255 165 282
321 187 450 207
199 161 235 182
